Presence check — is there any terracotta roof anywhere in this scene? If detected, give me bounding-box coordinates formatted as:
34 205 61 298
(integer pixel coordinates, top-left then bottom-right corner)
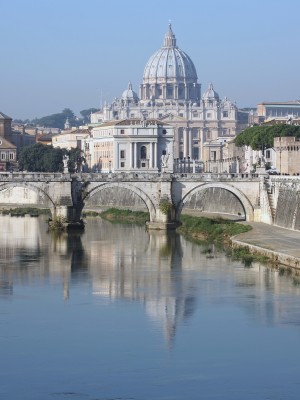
0 136 16 149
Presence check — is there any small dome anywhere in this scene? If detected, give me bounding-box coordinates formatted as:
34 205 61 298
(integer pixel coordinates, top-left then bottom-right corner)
122 82 139 103
202 83 219 101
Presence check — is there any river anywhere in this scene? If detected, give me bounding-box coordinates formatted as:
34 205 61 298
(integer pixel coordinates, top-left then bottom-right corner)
0 215 300 400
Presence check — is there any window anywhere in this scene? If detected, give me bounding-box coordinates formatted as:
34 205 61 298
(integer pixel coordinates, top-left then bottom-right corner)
167 86 173 98
120 150 125 159
1 152 6 160
192 129 198 139
9 152 14 160
266 150 271 159
140 146 147 159
120 129 125 135
162 129 167 135
120 162 125 168
206 112 212 118
223 111 228 118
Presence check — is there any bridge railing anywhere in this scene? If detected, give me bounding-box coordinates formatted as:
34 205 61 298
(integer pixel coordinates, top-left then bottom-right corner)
0 172 69 181
72 172 262 181
0 171 265 182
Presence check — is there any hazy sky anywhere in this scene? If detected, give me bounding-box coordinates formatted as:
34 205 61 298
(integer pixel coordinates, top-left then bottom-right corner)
1 0 300 120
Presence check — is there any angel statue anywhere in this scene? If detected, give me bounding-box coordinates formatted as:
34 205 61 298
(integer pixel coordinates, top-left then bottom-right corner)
161 153 170 173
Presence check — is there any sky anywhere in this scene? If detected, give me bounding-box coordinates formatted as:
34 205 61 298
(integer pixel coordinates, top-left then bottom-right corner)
1 0 300 120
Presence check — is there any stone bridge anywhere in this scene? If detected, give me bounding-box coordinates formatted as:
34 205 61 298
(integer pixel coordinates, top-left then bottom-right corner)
0 171 298 231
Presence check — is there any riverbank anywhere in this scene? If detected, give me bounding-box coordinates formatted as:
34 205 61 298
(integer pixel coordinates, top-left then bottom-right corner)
231 222 300 269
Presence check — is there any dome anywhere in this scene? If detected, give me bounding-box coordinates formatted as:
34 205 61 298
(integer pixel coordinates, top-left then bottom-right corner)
143 24 198 83
202 83 219 101
141 24 200 103
121 82 139 103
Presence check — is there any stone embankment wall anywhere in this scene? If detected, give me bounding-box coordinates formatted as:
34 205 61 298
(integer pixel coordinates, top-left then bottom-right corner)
273 180 300 231
231 238 300 269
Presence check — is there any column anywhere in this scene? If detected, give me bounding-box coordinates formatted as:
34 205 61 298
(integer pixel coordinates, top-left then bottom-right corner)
183 128 189 158
154 142 157 169
199 128 204 161
149 142 153 169
162 85 166 98
129 142 133 168
174 85 178 99
188 128 192 158
134 142 137 169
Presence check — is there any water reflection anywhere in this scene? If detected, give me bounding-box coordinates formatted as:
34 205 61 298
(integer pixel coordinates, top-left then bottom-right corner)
1 215 300 345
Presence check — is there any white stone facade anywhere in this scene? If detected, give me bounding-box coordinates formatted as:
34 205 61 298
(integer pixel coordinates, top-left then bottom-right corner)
91 24 240 164
86 119 174 173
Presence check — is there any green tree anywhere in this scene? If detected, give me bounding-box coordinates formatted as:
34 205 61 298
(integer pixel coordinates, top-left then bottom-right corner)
80 108 98 123
234 124 300 150
67 148 86 172
19 143 64 172
32 108 79 129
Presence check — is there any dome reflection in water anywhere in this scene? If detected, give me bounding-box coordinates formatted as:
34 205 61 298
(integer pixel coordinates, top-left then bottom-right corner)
0 215 300 400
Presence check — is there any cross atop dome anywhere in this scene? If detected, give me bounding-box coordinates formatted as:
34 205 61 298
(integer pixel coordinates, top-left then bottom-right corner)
163 23 177 48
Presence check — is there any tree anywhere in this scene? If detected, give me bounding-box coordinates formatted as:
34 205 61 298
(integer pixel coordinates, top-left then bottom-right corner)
31 108 79 129
18 143 64 172
234 124 300 150
80 108 98 123
67 148 86 173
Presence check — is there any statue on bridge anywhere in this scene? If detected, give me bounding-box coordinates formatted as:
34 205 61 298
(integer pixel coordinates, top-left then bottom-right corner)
161 153 170 173
63 155 69 173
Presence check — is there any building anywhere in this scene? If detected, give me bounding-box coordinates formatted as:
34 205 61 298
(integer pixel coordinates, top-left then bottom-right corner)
52 127 91 151
0 112 17 170
91 24 243 164
273 137 300 175
86 118 174 173
257 101 300 122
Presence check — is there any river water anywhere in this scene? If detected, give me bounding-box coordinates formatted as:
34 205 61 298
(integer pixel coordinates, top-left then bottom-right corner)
1 215 300 400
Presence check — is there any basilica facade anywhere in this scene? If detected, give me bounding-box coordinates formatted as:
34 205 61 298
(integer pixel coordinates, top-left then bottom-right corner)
91 24 244 167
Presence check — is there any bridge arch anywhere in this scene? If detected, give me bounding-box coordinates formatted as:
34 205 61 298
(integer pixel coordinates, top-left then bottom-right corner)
178 182 254 221
0 181 56 210
83 182 156 221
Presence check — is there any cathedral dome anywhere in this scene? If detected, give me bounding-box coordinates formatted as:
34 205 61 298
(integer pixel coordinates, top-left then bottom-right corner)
143 24 198 82
141 24 200 103
122 82 139 103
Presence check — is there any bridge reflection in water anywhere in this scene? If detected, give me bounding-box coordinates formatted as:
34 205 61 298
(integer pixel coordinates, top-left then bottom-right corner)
1 215 300 347
2 214 300 399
